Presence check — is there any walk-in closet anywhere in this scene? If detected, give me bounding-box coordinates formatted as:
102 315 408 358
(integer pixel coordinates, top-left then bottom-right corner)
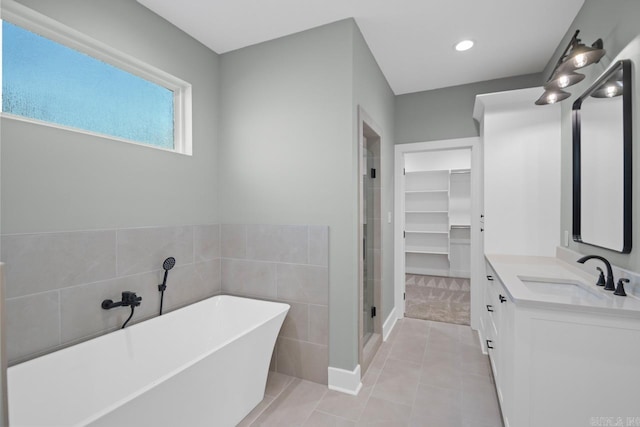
403 148 471 325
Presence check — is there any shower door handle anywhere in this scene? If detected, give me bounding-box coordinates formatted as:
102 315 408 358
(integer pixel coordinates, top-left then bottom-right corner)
363 238 366 259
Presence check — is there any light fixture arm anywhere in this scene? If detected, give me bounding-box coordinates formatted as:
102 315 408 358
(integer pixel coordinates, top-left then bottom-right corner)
549 29 605 78
551 29 581 74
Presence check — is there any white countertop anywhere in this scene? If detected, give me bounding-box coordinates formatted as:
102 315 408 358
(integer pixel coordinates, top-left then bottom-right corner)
485 254 640 318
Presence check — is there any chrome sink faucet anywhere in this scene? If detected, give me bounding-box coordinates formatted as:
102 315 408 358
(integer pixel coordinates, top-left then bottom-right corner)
577 255 615 291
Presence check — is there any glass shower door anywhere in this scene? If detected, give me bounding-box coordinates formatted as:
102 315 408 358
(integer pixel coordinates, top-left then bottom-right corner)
363 143 377 346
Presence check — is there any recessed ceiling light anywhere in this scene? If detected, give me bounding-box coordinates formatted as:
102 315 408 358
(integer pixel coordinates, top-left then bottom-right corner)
455 40 474 52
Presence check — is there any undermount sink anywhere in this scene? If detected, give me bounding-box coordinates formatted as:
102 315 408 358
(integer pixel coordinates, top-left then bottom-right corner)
518 277 606 301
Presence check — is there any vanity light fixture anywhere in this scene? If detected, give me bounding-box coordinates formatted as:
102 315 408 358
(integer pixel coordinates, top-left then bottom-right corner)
559 38 606 71
535 89 570 105
536 29 605 105
455 39 474 51
544 70 585 90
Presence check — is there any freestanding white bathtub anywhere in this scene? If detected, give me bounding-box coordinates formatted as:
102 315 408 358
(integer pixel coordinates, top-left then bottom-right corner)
8 295 289 427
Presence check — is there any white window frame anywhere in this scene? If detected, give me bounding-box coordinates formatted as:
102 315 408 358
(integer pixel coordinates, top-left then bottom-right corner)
0 0 193 155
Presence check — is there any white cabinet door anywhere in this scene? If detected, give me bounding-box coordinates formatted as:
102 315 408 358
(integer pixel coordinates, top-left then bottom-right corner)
475 89 561 257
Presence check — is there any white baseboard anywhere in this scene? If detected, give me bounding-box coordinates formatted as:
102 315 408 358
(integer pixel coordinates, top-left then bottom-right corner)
328 365 362 395
382 307 397 342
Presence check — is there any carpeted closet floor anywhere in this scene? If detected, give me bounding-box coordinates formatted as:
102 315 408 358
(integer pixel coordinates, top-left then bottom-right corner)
405 274 471 325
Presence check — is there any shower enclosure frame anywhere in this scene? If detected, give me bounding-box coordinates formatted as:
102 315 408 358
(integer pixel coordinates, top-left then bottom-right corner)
357 107 383 375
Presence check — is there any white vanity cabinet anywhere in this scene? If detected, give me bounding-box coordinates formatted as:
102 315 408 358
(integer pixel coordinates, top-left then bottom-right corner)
482 263 514 425
481 257 640 427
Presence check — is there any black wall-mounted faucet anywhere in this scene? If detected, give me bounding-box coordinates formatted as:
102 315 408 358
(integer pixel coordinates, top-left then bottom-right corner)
577 255 615 291
102 291 142 328
102 291 142 310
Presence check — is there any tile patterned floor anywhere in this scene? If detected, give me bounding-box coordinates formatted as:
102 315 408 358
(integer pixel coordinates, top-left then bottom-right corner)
405 275 471 326
238 318 503 427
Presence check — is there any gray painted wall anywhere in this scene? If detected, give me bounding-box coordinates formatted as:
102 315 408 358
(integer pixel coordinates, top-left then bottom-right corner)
352 26 395 324
219 20 354 371
219 19 394 371
543 0 640 272
1 0 220 233
394 73 542 144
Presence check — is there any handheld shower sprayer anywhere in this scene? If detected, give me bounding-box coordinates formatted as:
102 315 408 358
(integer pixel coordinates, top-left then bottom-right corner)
158 257 176 316
159 257 176 291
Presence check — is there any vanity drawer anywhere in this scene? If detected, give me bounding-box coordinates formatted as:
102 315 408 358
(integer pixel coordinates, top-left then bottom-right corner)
484 282 499 337
485 267 509 338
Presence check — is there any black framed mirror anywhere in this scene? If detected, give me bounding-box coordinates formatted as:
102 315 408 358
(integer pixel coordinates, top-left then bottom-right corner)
573 59 632 253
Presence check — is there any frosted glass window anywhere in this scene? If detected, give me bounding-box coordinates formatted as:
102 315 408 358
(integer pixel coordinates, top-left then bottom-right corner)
2 21 175 149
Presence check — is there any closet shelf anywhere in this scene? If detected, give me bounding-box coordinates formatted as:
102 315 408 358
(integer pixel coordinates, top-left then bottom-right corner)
405 248 449 255
405 170 450 175
405 210 448 214
450 169 471 174
405 190 448 194
405 230 449 235
450 238 471 244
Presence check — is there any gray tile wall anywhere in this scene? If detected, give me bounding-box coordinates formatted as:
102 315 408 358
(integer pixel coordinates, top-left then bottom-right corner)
1 224 222 365
221 224 329 384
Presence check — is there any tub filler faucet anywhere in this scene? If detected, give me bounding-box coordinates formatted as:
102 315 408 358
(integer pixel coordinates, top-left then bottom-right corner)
102 291 142 328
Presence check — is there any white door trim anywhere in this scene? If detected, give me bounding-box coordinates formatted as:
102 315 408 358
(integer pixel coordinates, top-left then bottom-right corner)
393 137 482 329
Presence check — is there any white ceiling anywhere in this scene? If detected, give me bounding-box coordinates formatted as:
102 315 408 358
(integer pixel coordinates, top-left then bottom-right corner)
136 0 585 95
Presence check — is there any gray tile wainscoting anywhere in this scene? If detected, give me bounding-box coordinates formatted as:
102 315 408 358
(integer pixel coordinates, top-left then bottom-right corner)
3 222 329 387
1 224 222 365
221 224 330 384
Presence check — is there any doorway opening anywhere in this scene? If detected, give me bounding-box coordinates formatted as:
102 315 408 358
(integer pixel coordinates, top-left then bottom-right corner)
403 149 471 324
394 138 482 331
